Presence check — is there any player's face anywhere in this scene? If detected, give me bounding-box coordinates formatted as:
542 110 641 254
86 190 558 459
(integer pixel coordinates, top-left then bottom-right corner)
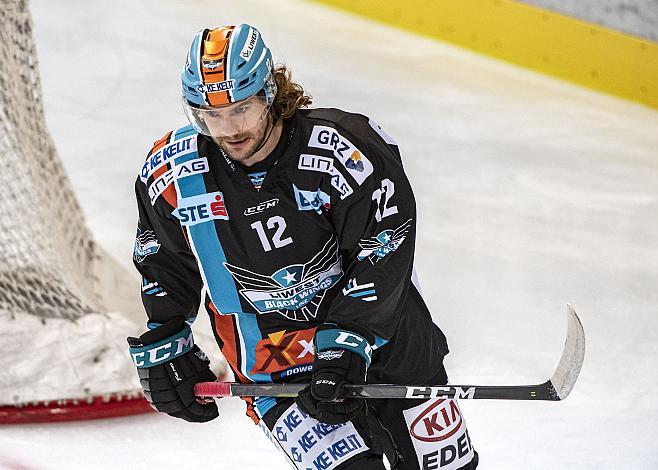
184 94 272 163
211 113 271 163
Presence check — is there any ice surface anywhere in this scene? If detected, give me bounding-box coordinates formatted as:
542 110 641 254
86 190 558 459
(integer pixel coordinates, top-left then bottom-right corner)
1 0 656 468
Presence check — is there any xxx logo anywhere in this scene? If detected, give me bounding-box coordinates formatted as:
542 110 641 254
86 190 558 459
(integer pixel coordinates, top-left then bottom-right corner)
251 328 316 375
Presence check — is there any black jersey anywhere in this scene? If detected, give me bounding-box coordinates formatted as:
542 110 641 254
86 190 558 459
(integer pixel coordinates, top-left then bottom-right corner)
134 108 449 420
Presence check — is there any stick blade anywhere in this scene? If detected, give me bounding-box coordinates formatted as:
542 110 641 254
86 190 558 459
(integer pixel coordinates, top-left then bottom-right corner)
549 305 586 400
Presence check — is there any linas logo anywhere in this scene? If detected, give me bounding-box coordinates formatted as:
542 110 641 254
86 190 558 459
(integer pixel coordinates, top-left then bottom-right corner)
409 399 464 442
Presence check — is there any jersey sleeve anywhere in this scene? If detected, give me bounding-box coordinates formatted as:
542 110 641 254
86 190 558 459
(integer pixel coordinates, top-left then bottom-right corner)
133 175 203 326
324 116 417 346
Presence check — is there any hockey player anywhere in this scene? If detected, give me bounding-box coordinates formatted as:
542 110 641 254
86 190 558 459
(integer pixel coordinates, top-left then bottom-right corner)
129 24 478 470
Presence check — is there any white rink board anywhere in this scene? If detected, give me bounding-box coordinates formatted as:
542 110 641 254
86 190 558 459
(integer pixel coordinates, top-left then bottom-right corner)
1 0 657 468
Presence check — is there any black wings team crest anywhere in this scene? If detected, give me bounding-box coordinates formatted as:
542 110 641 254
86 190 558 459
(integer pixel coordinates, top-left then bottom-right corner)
224 238 343 321
357 219 412 264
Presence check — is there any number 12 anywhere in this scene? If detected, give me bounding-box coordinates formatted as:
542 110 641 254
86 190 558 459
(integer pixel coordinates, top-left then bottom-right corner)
250 216 293 252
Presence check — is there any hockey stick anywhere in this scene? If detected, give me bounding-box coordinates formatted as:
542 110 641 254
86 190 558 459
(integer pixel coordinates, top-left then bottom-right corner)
195 305 585 401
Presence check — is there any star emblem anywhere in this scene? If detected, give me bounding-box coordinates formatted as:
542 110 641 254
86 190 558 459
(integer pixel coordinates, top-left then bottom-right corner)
282 270 297 285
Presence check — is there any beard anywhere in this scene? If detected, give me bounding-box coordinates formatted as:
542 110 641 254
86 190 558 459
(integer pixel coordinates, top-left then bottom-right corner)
212 116 271 166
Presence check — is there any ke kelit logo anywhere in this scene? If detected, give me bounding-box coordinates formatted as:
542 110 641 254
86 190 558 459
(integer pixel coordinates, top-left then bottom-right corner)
172 191 229 226
342 278 377 302
307 125 373 185
273 404 369 470
251 328 315 375
140 135 197 182
409 399 465 443
240 27 259 59
298 154 354 200
133 229 161 262
356 218 412 264
148 157 209 204
293 184 331 214
197 79 235 94
224 238 343 321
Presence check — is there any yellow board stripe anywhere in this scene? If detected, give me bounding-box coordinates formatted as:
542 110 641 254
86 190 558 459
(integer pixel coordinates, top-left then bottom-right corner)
311 0 658 109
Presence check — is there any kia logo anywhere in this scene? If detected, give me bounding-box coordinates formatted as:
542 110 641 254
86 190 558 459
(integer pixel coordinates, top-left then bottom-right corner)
409 399 463 442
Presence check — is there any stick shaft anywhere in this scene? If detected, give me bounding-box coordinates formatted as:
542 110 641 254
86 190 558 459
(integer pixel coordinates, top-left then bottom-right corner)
194 381 559 400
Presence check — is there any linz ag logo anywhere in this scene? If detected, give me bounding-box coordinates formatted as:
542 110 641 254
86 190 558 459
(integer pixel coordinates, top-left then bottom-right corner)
197 80 235 94
148 157 209 204
409 399 464 442
172 191 229 226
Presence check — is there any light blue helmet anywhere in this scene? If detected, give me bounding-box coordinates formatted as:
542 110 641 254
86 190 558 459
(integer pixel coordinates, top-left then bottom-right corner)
181 24 276 107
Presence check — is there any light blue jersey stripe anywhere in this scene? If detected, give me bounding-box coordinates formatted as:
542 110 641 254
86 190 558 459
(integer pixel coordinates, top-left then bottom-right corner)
172 130 269 382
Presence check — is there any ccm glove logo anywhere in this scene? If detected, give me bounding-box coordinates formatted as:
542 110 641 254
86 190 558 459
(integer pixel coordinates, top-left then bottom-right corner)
130 328 194 368
315 329 373 366
335 332 373 363
314 379 337 386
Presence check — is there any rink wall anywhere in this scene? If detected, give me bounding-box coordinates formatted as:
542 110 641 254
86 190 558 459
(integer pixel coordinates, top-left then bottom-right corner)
521 0 658 42
310 0 658 109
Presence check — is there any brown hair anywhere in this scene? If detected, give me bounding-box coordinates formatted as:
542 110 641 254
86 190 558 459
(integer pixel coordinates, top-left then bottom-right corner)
270 64 312 120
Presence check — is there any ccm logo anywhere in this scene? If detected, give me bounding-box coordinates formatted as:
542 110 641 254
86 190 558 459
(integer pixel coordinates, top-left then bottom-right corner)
409 399 463 442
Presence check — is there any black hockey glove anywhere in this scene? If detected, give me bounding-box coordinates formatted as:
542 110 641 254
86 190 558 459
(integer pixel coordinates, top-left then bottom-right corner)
296 325 372 425
127 316 218 423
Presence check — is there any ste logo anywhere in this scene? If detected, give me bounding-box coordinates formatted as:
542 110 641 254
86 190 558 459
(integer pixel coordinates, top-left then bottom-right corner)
172 191 229 226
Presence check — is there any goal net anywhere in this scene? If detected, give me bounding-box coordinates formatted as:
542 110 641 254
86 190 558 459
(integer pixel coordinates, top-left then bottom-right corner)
0 0 224 423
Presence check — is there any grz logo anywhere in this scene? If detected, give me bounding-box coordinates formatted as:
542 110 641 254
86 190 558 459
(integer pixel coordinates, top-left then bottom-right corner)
252 328 315 375
172 191 229 226
307 125 373 185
